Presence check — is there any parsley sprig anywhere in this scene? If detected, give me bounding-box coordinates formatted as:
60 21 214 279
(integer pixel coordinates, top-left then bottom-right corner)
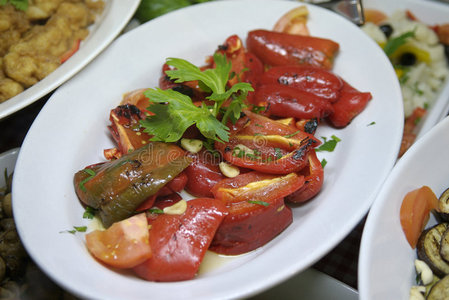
140 53 254 143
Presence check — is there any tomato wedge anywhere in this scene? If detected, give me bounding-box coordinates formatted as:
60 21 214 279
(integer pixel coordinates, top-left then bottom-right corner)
85 213 152 269
400 186 439 249
133 198 227 282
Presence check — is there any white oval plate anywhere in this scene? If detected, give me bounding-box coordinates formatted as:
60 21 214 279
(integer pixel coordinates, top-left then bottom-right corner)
13 1 403 299
0 0 140 120
359 115 449 300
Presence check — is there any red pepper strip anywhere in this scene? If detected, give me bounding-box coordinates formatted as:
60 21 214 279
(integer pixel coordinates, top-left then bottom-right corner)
133 198 227 282
184 149 225 198
60 39 81 63
254 84 334 120
210 172 303 255
286 149 323 203
108 104 152 155
296 118 319 135
246 29 339 70
215 110 319 174
326 80 372 128
260 65 343 102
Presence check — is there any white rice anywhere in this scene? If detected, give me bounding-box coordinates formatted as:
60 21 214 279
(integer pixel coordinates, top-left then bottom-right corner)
362 11 449 118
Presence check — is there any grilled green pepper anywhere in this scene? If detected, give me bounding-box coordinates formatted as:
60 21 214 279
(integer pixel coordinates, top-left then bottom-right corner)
74 142 191 228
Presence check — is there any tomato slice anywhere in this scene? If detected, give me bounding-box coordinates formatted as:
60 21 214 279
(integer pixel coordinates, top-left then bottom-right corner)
85 213 152 269
133 198 227 282
400 186 439 249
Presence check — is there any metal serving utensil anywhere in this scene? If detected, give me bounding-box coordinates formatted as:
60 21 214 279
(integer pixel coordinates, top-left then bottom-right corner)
300 0 365 26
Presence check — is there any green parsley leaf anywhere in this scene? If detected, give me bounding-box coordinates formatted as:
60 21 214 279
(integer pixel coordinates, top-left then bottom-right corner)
383 31 415 57
315 135 341 152
367 121 376 126
284 130 301 138
0 0 28 11
141 88 229 142
140 53 253 143
247 200 270 206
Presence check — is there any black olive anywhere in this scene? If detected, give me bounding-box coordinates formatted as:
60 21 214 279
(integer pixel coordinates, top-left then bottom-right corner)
379 24 393 38
399 52 417 66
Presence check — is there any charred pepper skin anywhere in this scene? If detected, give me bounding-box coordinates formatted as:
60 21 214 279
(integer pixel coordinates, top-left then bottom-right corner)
74 142 191 228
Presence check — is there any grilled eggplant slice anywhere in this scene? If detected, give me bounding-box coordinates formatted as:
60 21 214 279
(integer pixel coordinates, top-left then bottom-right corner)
417 223 449 278
440 227 449 263
428 274 449 300
437 188 449 222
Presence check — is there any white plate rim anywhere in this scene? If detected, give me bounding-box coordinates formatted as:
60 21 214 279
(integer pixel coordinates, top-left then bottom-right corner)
0 0 140 120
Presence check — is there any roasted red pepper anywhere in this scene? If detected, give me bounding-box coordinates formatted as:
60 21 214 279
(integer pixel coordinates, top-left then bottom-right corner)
260 65 343 102
210 172 304 255
254 84 334 120
133 198 227 282
326 80 372 128
215 109 319 174
246 29 339 69
107 104 152 156
184 149 225 198
286 150 323 203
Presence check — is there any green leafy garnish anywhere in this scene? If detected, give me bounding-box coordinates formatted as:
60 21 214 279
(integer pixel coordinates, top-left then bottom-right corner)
247 200 270 207
321 158 328 168
83 207 96 220
0 0 28 11
383 31 415 57
284 130 301 138
367 121 376 126
316 135 341 152
148 208 164 214
60 226 87 234
79 168 96 192
140 53 253 143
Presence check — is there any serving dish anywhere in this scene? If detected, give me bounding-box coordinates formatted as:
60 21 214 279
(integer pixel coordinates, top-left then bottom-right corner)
363 0 449 139
12 1 403 299
358 114 449 300
0 0 140 120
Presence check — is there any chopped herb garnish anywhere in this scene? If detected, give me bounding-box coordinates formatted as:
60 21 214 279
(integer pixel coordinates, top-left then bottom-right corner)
367 121 376 126
79 168 96 192
60 226 87 234
83 206 96 219
315 135 341 152
148 208 164 214
140 53 253 143
274 148 283 160
321 158 328 168
383 30 415 57
251 105 266 114
254 123 264 127
247 200 270 206
284 130 301 138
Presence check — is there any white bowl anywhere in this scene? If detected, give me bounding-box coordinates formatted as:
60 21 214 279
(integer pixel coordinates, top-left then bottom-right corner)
359 115 449 300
